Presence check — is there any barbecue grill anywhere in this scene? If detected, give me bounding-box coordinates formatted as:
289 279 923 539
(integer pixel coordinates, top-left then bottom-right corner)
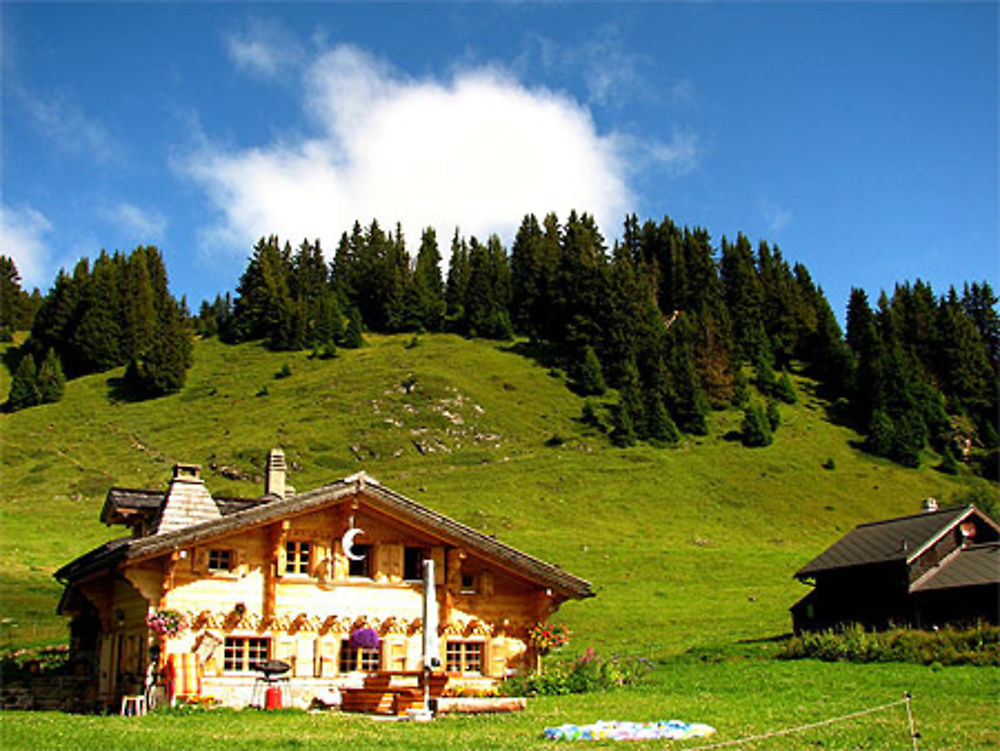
251 659 291 709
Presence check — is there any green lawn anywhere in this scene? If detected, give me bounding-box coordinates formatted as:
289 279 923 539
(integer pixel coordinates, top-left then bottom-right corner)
2 658 996 750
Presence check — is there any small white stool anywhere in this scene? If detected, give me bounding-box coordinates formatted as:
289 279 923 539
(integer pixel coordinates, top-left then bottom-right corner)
120 695 147 716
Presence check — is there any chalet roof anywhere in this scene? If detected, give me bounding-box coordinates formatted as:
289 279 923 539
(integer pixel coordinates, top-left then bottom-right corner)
794 505 977 579
61 473 594 601
54 537 130 582
100 487 267 526
911 543 1000 593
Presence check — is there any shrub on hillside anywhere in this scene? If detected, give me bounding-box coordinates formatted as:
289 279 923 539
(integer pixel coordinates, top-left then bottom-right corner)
501 648 653 696
777 623 999 666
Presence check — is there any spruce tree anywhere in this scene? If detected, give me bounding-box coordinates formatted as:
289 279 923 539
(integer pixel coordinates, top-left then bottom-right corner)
731 369 750 408
412 227 445 331
617 357 645 438
574 345 606 396
36 348 65 403
123 247 157 361
72 250 124 372
8 353 41 411
445 230 471 332
741 402 773 447
645 391 680 445
343 306 364 349
866 411 895 457
766 399 781 432
890 411 924 468
130 302 192 396
611 398 637 448
776 371 797 404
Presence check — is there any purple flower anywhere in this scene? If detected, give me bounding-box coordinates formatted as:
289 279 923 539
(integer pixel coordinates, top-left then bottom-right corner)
350 627 380 650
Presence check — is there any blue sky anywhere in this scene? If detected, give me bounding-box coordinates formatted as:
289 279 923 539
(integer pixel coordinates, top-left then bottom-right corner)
2 3 997 321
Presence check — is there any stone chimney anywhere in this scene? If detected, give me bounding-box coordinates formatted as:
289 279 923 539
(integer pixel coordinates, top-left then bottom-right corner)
266 448 287 499
922 497 939 513
153 463 221 534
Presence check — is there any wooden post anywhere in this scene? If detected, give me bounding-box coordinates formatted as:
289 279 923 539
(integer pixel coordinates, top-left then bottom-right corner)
265 522 288 620
160 551 179 609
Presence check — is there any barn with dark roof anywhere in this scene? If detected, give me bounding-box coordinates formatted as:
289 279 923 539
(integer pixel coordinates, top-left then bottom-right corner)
791 500 999 632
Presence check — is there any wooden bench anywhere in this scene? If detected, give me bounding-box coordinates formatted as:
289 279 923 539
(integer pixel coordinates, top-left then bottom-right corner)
340 671 448 716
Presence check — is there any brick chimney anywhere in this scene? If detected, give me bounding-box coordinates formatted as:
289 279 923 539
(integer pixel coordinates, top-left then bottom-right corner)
266 448 287 499
153 463 221 534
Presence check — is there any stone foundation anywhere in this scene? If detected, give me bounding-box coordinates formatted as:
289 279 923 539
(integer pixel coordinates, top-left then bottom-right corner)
0 675 95 712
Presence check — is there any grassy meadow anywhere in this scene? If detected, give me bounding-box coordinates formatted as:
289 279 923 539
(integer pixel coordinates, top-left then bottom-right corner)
1 659 996 750
1 333 996 748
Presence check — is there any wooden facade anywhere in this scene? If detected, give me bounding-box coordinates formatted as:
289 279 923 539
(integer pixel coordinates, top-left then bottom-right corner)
55 451 593 710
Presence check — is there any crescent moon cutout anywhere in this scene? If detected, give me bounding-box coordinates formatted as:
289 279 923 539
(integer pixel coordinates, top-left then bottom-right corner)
342 527 365 561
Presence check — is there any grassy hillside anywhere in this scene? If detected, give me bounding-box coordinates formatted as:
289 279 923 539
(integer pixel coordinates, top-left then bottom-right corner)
0 333 990 651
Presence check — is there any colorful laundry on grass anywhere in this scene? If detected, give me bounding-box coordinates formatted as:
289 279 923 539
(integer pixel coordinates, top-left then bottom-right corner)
544 719 716 742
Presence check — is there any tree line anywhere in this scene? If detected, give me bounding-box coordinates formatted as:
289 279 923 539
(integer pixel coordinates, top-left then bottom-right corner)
3 212 997 479
3 246 191 410
196 211 997 473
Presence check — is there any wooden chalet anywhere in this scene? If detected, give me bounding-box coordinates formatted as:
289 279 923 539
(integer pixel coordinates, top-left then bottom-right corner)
55 450 593 711
791 499 1000 632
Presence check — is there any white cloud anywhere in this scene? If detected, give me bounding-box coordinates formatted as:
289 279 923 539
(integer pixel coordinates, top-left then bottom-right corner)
224 18 303 79
763 199 793 233
185 45 635 261
0 203 53 288
642 130 701 177
107 202 167 241
19 92 121 165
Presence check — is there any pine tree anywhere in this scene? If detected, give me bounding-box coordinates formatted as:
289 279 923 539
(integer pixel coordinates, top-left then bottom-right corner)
666 316 710 435
611 398 637 448
766 399 781 432
445 230 471 332
866 410 895 457
731 369 750 408
411 227 445 331
510 213 545 337
890 411 924 468
343 306 364 349
720 233 767 364
122 247 157 361
72 250 124 372
617 357 645 439
36 348 65 403
644 391 680 445
7 353 41 411
962 281 1000 370
0 255 33 335
128 302 192 396
573 345 606 396
776 371 797 404
741 402 773 447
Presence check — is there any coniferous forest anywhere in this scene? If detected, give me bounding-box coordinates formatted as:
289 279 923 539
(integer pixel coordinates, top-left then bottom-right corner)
4 211 998 479
3 246 191 409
